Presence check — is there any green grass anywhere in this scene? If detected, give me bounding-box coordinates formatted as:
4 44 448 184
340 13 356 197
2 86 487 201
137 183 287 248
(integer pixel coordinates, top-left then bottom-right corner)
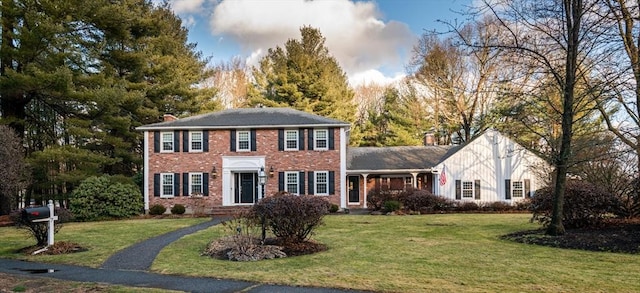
0 218 209 267
154 214 640 292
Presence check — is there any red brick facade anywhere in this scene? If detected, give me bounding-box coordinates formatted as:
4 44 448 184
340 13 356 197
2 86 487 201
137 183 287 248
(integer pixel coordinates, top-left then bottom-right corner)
146 127 343 213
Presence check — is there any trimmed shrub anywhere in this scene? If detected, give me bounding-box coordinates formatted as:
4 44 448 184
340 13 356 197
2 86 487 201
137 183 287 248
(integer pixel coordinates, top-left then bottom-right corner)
149 204 167 215
171 204 186 215
10 207 73 246
252 193 330 244
383 200 401 212
530 180 620 229
329 204 339 213
484 201 513 212
456 201 480 212
69 176 143 221
399 189 454 212
367 189 395 211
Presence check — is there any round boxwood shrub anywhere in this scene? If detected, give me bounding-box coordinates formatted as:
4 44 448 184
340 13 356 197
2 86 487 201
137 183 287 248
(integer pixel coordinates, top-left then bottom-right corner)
70 176 143 221
171 204 186 215
383 200 401 212
329 204 339 213
149 204 167 215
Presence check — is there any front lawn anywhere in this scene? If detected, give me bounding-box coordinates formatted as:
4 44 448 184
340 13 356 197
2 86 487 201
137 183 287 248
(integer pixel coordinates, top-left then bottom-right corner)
154 214 639 292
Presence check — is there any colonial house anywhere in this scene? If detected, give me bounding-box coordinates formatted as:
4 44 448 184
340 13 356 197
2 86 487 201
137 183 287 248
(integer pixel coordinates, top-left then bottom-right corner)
137 108 547 213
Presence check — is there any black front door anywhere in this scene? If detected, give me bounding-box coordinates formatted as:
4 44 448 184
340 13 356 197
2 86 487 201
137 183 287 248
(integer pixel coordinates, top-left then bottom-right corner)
235 173 256 204
348 176 360 203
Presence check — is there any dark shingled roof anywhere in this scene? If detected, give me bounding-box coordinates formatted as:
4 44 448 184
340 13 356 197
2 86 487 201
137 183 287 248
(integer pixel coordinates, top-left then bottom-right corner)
137 108 350 130
347 145 454 172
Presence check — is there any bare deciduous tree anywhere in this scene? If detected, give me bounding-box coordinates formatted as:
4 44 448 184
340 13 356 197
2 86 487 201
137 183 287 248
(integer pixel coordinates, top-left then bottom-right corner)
0 125 29 214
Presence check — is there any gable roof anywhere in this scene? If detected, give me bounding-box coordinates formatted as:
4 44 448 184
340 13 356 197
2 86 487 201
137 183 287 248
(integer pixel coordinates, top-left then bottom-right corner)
347 145 453 173
136 107 350 130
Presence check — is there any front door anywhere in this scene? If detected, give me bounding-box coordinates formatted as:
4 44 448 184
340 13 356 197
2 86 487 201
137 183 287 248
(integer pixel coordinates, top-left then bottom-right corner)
235 173 256 204
348 176 360 203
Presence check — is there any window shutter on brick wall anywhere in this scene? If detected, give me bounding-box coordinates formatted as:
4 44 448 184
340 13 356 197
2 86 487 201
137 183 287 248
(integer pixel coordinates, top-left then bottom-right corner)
329 171 335 194
299 129 305 150
474 180 481 200
328 127 335 150
203 173 209 196
153 131 160 153
203 130 209 152
308 172 314 195
308 128 314 150
505 179 511 200
455 180 461 200
183 131 189 152
183 173 189 196
278 172 284 191
153 173 160 197
524 179 531 198
230 130 236 151
299 171 305 195
174 173 180 196
174 130 180 152
278 129 284 151
250 129 257 151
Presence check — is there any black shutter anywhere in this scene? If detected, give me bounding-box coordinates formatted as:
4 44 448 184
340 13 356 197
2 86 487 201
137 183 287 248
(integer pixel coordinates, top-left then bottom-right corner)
329 171 335 194
299 129 305 150
153 131 160 153
153 173 160 197
203 173 209 196
308 172 315 195
278 129 284 151
299 171 305 195
328 127 335 150
278 172 285 192
524 179 531 198
474 180 481 200
250 129 257 151
174 173 180 196
183 173 189 196
203 130 209 152
230 130 236 151
455 180 461 200
505 179 512 200
183 131 189 152
308 128 314 150
174 130 180 152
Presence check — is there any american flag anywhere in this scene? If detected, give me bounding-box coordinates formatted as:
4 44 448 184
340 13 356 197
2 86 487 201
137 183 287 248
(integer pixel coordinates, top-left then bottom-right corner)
439 165 447 186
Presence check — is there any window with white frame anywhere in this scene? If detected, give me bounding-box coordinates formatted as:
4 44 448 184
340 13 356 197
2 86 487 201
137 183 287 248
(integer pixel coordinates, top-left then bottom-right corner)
190 173 203 195
190 131 203 152
237 130 250 151
161 132 174 152
315 171 329 195
285 172 299 194
161 173 174 197
512 181 524 198
285 130 298 150
462 181 474 198
314 129 328 150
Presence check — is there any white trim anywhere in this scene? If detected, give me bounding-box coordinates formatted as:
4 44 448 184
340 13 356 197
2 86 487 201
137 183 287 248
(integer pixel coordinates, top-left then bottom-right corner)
313 129 329 150
236 130 251 152
284 171 300 195
143 131 149 211
160 173 175 198
284 129 299 151
189 172 204 195
160 131 174 152
189 131 203 152
136 123 351 131
314 171 329 196
222 156 265 206
340 128 347 208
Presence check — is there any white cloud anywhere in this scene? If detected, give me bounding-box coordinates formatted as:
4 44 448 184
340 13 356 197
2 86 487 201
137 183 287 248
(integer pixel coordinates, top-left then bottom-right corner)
209 0 415 82
348 69 405 87
169 0 206 14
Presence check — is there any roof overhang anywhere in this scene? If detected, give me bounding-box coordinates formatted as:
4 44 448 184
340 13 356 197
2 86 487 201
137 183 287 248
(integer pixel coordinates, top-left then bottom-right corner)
346 168 436 175
136 123 351 131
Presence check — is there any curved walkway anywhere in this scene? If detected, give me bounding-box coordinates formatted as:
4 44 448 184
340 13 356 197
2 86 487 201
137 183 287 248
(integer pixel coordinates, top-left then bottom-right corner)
0 217 364 293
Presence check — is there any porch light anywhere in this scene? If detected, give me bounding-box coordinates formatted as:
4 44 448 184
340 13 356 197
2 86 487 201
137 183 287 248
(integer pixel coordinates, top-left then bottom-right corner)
258 167 267 186
211 166 218 179
269 166 275 178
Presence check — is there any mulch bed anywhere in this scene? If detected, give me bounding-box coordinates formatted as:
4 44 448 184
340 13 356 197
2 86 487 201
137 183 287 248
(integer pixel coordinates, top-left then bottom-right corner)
19 241 88 255
502 218 640 254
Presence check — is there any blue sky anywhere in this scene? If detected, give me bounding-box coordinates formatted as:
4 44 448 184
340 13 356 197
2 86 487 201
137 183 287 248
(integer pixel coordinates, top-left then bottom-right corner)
166 0 472 85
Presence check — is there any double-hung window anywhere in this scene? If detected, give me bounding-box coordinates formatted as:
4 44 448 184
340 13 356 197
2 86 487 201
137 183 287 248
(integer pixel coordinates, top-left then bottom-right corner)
314 171 329 195
190 173 203 195
285 172 299 195
161 173 174 197
161 132 174 152
285 130 298 150
237 130 250 151
314 129 328 150
512 181 524 198
462 181 474 198
190 131 203 152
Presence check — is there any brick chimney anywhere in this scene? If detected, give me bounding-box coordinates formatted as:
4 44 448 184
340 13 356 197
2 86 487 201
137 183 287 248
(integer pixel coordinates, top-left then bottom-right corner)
163 114 178 122
424 133 436 146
